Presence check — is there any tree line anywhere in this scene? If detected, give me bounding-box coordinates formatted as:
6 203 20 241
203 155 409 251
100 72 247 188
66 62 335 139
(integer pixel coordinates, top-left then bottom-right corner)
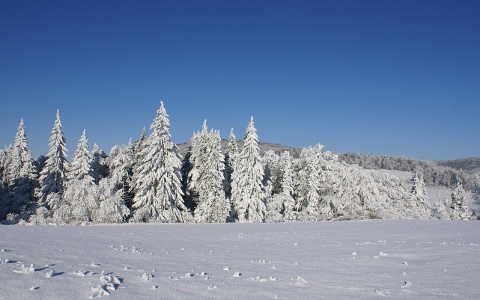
0 102 473 225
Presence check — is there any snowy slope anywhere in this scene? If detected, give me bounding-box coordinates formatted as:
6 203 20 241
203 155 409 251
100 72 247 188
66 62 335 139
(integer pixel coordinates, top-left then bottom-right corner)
377 169 478 212
1 221 479 299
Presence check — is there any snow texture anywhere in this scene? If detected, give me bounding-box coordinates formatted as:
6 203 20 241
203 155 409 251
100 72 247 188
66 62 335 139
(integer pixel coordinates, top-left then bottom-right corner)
1 220 479 299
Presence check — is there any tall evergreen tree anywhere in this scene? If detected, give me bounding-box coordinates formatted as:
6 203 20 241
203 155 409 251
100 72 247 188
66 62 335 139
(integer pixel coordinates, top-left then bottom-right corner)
0 146 12 220
223 128 237 198
279 151 296 221
7 119 37 217
131 101 188 222
408 171 430 218
450 179 469 219
57 130 98 224
68 130 93 181
37 110 69 207
231 117 266 223
295 145 334 221
91 143 108 184
188 120 228 223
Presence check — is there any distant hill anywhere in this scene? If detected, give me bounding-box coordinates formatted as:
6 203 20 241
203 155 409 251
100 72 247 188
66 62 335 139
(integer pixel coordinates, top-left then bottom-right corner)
437 157 480 175
178 139 479 173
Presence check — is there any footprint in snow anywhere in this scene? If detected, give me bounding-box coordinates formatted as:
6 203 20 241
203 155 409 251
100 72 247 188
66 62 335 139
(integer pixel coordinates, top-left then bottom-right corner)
250 276 267 282
46 270 61 278
141 273 154 281
13 264 36 274
375 289 390 296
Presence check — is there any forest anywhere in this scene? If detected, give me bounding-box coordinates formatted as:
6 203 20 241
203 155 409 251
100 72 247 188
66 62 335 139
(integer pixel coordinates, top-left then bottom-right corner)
0 102 475 225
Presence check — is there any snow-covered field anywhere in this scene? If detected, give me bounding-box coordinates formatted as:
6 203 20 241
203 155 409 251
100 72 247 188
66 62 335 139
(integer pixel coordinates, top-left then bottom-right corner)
1 221 479 299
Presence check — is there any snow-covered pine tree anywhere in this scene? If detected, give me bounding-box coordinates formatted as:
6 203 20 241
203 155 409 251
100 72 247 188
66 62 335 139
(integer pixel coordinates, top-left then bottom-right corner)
264 150 296 222
37 110 69 209
186 120 209 209
91 143 108 184
188 120 229 223
223 128 237 199
450 179 469 219
295 145 334 221
0 146 12 185
57 130 99 224
0 146 12 220
408 171 430 218
95 177 130 223
279 151 296 221
231 117 266 223
7 119 38 220
107 143 134 211
130 128 147 200
131 101 188 223
263 150 280 194
68 130 93 181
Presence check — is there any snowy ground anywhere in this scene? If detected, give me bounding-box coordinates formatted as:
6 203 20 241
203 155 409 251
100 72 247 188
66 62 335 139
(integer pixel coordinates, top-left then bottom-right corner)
1 221 479 299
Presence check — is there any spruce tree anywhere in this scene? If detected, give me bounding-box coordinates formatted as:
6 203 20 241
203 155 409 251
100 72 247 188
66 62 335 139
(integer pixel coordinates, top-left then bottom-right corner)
450 179 469 219
7 119 37 217
188 120 228 223
131 101 188 222
223 128 237 198
231 117 266 223
408 171 430 218
0 146 12 220
37 110 69 208
295 145 334 221
280 151 296 221
58 130 98 224
91 143 108 184
68 130 93 181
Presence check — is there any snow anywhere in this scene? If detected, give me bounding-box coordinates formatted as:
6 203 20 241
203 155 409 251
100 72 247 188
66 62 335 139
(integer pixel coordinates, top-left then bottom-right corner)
1 221 479 299
377 169 478 211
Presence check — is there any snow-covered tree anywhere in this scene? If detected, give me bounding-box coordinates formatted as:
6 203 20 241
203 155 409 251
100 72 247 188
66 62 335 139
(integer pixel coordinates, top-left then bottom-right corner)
450 179 469 219
94 178 130 223
295 145 334 221
37 110 69 207
188 120 229 223
407 171 430 218
68 129 93 181
8 119 37 184
91 143 108 184
265 151 296 222
131 101 188 222
223 128 237 199
57 130 98 224
279 151 296 221
263 150 280 194
231 117 266 223
107 143 134 211
7 119 37 218
0 146 12 220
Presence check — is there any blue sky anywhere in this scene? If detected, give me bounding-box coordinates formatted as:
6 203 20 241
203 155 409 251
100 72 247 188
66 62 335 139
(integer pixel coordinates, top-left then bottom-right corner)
1 0 479 161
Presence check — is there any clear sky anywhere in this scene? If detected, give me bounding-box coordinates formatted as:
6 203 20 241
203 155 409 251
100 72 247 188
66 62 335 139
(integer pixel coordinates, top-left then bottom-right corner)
1 0 479 161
